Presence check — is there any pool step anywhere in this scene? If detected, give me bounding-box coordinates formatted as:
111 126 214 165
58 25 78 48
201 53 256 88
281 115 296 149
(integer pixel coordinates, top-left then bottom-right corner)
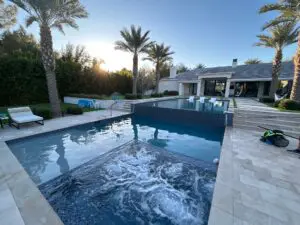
234 121 300 133
233 109 300 137
233 123 300 137
113 102 132 112
234 116 300 126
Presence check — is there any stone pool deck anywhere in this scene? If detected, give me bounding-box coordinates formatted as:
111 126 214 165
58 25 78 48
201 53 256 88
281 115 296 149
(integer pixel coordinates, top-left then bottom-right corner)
0 110 130 225
209 106 300 224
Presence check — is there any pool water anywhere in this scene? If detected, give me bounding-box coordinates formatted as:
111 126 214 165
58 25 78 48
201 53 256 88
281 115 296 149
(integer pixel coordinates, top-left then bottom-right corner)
40 141 216 225
142 99 229 114
7 115 224 225
8 115 224 185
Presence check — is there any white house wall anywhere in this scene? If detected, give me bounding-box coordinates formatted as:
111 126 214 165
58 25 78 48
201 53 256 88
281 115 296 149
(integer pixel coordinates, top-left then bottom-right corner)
158 80 179 93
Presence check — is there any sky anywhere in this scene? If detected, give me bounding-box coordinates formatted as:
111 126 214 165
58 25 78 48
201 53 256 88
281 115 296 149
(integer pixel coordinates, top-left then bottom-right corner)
9 0 297 71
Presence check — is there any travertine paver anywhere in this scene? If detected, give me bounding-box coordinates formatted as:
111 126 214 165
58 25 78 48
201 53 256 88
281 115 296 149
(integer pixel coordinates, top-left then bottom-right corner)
0 183 25 225
0 110 130 225
209 127 300 225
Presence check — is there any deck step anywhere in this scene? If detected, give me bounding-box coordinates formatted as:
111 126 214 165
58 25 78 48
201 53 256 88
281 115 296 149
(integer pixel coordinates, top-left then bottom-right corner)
234 124 300 137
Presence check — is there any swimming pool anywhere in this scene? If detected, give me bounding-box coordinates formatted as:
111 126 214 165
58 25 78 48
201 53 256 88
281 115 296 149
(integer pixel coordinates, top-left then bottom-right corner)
141 98 229 114
7 115 224 225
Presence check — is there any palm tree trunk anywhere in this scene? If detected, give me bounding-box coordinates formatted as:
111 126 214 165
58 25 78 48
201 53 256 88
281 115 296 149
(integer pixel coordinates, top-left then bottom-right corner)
291 34 300 101
269 49 282 98
40 25 62 117
155 63 160 94
132 53 138 95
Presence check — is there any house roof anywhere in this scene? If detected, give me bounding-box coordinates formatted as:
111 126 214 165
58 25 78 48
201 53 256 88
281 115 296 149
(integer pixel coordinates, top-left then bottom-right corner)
173 61 294 81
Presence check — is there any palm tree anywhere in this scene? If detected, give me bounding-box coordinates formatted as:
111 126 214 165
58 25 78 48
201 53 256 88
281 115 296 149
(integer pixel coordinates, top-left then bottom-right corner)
144 43 174 93
244 59 261 65
255 22 298 97
259 0 300 100
115 25 153 95
9 0 88 117
0 0 17 30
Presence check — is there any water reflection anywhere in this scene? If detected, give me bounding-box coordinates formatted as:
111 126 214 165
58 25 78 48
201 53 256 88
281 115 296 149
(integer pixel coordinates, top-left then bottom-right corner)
55 138 70 174
8 116 223 185
147 99 229 113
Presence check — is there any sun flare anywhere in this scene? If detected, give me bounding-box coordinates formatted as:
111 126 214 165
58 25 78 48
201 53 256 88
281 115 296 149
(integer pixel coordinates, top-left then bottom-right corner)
84 41 132 71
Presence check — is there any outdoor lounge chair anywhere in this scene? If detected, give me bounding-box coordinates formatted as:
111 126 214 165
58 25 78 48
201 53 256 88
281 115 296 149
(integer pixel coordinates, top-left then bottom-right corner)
187 96 195 102
209 97 217 103
8 107 44 129
198 97 206 103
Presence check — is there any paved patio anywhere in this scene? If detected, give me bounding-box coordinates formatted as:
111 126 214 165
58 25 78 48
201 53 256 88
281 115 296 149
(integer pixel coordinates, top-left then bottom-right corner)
209 98 300 225
0 110 130 225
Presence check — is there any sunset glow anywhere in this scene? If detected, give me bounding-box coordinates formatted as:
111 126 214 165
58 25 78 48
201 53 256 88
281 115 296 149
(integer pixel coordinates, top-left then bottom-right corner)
84 41 132 71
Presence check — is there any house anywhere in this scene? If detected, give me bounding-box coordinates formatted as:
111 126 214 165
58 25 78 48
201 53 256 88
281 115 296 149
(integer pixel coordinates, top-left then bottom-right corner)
159 59 294 98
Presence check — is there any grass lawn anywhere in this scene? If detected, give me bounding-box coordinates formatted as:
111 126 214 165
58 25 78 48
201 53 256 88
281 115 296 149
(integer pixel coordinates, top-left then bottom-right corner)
0 103 101 114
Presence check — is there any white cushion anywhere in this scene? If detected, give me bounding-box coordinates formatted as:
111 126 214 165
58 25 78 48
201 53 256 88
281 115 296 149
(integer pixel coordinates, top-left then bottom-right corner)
8 107 43 124
12 115 43 123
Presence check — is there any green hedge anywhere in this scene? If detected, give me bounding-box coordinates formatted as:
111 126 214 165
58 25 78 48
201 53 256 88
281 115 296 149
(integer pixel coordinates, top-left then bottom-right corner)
0 56 48 106
125 94 142 99
163 90 179 96
151 93 164 98
32 107 52 119
277 99 300 110
66 106 83 115
259 96 274 103
68 93 109 100
0 56 132 107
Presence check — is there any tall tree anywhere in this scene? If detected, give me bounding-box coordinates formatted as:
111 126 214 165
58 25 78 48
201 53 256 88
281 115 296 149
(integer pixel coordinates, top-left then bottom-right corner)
61 43 91 66
176 63 189 73
255 23 297 97
0 0 17 30
144 43 174 93
195 63 205 69
9 0 88 117
115 25 153 95
244 58 261 65
260 0 300 101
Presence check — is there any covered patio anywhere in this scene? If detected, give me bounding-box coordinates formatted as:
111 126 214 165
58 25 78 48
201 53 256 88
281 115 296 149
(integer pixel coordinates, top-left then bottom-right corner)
178 73 232 97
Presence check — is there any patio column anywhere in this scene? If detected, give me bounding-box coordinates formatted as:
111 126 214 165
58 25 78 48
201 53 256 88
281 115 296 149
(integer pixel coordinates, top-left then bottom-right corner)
257 82 264 98
225 79 231 98
196 79 202 96
179 83 184 96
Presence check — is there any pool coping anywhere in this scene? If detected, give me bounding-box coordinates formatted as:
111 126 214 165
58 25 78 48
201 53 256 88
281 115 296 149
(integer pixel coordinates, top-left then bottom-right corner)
0 111 131 225
208 126 233 225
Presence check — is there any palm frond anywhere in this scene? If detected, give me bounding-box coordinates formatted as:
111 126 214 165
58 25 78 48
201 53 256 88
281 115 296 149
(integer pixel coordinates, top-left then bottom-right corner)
255 22 298 50
114 40 133 52
9 0 88 31
25 15 38 27
115 25 152 54
259 3 287 14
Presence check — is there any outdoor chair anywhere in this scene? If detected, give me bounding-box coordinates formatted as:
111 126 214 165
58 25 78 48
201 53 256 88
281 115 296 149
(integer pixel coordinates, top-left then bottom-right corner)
7 107 44 129
209 97 217 103
198 97 206 103
187 96 195 102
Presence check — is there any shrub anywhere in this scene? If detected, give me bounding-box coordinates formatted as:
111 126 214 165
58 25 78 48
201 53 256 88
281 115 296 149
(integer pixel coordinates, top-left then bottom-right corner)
278 99 300 110
167 91 179 96
163 90 178 96
259 96 274 103
32 107 52 119
125 94 142 100
68 93 108 100
66 106 83 115
151 93 164 98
